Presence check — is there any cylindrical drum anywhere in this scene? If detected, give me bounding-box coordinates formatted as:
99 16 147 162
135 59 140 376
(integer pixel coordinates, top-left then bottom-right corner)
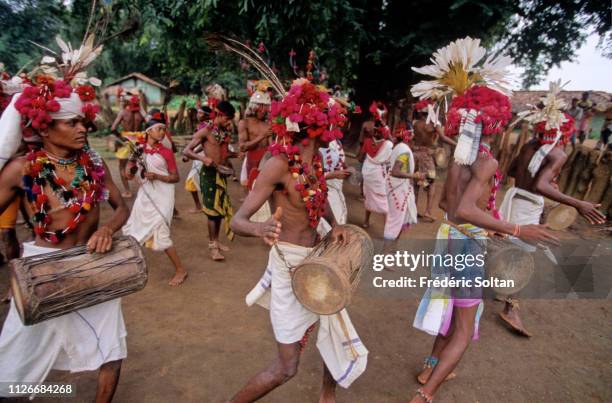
434 147 448 168
291 224 374 315
10 236 147 325
545 204 578 231
485 237 534 296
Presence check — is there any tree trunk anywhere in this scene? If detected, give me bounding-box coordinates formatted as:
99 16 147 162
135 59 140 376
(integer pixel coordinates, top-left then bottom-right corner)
565 146 589 197
558 147 579 193
584 150 612 204
573 149 599 200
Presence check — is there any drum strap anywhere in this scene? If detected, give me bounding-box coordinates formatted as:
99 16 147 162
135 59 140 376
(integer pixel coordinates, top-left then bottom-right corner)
441 219 488 250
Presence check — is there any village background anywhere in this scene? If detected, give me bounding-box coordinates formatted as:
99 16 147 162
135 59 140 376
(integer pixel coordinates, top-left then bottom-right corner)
1 1 611 402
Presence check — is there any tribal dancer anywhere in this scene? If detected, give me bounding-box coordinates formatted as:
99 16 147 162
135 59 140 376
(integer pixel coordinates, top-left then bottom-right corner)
111 95 145 198
0 35 129 402
122 112 187 286
184 106 212 213
359 103 393 228
410 37 558 403
238 83 273 192
183 100 236 261
320 138 349 230
497 81 606 336
205 32 367 403
383 127 423 240
411 99 456 222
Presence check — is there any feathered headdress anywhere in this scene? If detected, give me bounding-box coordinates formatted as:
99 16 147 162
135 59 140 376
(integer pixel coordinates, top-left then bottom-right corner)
518 79 575 176
0 34 103 170
411 36 513 165
205 34 349 155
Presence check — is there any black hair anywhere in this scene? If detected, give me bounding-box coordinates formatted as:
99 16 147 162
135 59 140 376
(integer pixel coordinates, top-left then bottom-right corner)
217 101 235 117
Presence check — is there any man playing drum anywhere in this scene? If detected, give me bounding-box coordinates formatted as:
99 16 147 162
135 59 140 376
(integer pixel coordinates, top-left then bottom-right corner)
230 79 367 402
498 81 606 337
410 38 558 403
0 36 129 402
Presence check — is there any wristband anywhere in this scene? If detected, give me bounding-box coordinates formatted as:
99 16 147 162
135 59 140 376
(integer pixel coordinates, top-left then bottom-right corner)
512 224 520 237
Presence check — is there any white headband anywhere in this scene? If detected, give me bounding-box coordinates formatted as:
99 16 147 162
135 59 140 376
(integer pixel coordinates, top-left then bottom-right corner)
49 93 84 120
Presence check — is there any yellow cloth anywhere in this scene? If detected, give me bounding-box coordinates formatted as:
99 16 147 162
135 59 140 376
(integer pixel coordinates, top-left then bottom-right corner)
0 197 20 229
184 177 198 192
114 131 144 160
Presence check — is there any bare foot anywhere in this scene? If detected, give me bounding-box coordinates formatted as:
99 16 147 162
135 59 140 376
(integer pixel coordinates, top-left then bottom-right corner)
187 207 202 214
121 191 133 198
168 271 188 286
499 300 532 337
318 391 335 403
215 241 230 252
416 366 456 385
418 213 435 223
209 244 225 261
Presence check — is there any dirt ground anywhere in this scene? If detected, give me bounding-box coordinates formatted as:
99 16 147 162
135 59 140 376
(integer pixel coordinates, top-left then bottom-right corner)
1 154 610 403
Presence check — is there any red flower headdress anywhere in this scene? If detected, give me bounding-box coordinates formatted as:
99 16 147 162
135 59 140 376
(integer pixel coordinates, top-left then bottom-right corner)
534 112 575 145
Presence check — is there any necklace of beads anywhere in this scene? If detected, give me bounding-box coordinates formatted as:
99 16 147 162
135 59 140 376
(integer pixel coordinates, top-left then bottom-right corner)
288 151 328 228
22 146 107 243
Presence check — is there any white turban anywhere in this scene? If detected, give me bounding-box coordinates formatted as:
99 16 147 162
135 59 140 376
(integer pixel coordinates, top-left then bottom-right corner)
49 92 84 120
249 91 271 106
0 91 85 170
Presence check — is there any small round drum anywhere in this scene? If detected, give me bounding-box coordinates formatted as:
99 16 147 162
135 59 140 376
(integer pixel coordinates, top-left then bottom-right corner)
10 236 147 326
291 224 373 315
545 204 578 231
485 237 534 296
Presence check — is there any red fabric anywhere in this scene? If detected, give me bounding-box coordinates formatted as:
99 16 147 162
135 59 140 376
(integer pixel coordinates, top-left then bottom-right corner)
362 137 383 158
145 143 177 174
247 168 259 191
246 147 267 176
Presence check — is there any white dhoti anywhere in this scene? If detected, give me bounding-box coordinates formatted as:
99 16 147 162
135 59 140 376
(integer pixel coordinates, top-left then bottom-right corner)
185 158 203 193
122 152 175 251
499 187 545 252
384 143 417 240
0 243 127 397
362 140 393 214
246 242 368 388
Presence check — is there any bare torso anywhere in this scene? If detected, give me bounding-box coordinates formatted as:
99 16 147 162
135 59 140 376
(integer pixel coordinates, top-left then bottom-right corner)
443 156 493 224
268 156 319 247
202 127 230 166
244 117 270 150
511 140 565 193
118 109 144 133
13 158 101 249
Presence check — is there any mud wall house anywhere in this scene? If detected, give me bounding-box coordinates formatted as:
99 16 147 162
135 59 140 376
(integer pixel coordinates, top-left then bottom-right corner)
103 73 168 106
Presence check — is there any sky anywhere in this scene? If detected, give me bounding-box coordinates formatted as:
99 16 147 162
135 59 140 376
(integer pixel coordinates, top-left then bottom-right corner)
509 34 612 93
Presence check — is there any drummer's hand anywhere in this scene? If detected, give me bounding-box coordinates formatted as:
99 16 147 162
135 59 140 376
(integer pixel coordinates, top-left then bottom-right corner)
330 225 351 247
87 226 114 254
518 224 560 246
577 201 606 225
260 207 282 246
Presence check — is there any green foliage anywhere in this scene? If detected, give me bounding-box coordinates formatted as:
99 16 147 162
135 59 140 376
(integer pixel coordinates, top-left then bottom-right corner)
1 0 609 103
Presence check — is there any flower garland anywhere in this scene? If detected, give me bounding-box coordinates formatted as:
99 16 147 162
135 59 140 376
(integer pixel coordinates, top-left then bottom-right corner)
445 86 512 137
14 76 100 138
535 112 575 145
22 146 107 243
478 143 502 220
321 142 347 173
286 149 328 228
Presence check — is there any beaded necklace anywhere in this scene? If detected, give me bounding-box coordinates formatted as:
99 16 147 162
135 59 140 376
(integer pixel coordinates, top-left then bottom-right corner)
22 146 108 243
287 151 328 228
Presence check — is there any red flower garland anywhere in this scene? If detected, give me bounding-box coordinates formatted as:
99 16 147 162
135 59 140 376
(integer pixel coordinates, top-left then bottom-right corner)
534 112 575 145
445 86 512 137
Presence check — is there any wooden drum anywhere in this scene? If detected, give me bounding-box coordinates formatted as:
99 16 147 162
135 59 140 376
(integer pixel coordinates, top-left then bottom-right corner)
485 237 534 296
291 224 374 315
10 236 147 325
545 204 578 231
